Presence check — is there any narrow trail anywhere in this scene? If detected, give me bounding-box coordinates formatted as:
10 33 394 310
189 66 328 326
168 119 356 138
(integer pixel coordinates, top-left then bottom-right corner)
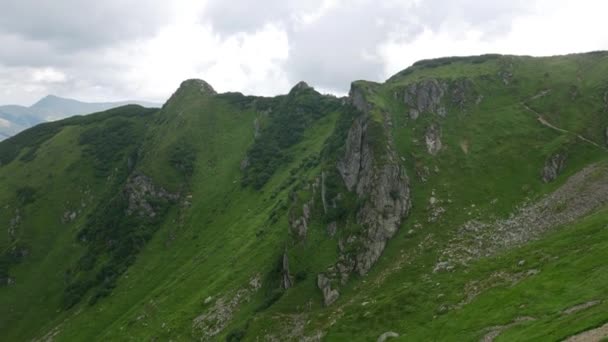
520 97 607 151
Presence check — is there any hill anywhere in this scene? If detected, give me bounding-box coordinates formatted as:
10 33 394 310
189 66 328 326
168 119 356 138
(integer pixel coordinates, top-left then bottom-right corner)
0 95 160 140
1 52 608 341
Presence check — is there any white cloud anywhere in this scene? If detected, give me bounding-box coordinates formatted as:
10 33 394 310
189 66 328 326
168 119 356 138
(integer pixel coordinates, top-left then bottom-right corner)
0 0 606 106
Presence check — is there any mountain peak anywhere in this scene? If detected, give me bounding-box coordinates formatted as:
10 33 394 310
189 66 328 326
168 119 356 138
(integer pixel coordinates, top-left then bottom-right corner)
290 81 312 93
179 79 216 96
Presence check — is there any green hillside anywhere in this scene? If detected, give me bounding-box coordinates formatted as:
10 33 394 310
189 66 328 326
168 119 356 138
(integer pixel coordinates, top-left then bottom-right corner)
2 52 608 341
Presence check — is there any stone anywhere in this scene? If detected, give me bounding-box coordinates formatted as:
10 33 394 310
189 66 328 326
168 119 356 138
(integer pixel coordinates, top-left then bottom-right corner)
124 173 179 218
281 252 294 289
317 274 340 306
402 79 447 118
425 123 442 155
541 153 566 183
327 221 337 237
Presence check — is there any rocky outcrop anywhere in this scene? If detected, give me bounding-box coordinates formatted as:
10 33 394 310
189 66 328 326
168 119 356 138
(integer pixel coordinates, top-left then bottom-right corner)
425 123 442 155
124 174 179 218
541 153 566 183
402 78 477 119
319 83 411 305
403 79 447 119
317 274 340 306
281 252 294 289
192 275 261 340
439 162 608 268
289 202 311 240
451 78 475 109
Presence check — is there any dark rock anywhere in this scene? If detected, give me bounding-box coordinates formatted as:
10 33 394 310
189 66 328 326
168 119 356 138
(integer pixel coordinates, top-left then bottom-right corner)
541 153 566 183
425 123 442 155
402 79 447 119
451 78 475 110
281 252 294 289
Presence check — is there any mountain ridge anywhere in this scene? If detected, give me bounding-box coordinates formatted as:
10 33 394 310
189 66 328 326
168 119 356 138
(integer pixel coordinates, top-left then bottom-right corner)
0 94 161 141
1 51 608 341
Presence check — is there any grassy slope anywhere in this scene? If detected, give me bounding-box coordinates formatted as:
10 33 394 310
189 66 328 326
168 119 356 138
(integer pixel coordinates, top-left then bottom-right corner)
1 53 608 341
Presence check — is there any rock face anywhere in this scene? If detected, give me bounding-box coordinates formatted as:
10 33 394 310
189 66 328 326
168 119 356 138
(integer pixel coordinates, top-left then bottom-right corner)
541 153 566 183
289 202 311 240
124 174 179 218
319 83 411 305
403 79 447 119
402 78 477 119
317 274 340 306
192 275 261 340
281 252 294 289
425 123 442 155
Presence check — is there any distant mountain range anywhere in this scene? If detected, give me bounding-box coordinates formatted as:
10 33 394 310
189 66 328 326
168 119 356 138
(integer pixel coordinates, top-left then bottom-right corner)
0 95 160 140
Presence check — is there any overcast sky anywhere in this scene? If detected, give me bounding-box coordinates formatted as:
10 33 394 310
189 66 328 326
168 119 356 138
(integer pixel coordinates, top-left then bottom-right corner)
0 0 607 105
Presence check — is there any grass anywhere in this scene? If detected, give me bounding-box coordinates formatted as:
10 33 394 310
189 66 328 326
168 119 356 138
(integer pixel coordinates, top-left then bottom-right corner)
1 52 608 341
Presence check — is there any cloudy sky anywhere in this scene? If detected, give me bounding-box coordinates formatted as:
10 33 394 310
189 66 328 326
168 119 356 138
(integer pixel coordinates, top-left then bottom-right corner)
0 0 607 105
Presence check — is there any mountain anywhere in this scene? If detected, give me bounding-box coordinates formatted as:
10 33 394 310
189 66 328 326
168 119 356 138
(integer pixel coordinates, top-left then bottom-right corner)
0 95 161 140
2 52 608 341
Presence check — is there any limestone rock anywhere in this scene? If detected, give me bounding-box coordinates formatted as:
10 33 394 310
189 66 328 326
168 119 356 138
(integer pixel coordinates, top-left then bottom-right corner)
425 123 442 155
541 153 566 183
402 79 447 118
281 252 294 289
124 174 179 218
317 274 340 306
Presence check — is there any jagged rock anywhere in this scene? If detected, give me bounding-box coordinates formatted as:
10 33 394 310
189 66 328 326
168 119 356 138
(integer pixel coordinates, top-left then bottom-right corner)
425 123 442 155
337 115 367 191
377 331 399 342
124 174 179 218
192 274 261 340
451 78 475 110
289 203 311 239
291 81 312 93
605 127 608 146
339 86 411 276
327 222 337 237
281 252 294 289
541 153 566 183
317 274 340 306
499 70 513 85
402 79 447 118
